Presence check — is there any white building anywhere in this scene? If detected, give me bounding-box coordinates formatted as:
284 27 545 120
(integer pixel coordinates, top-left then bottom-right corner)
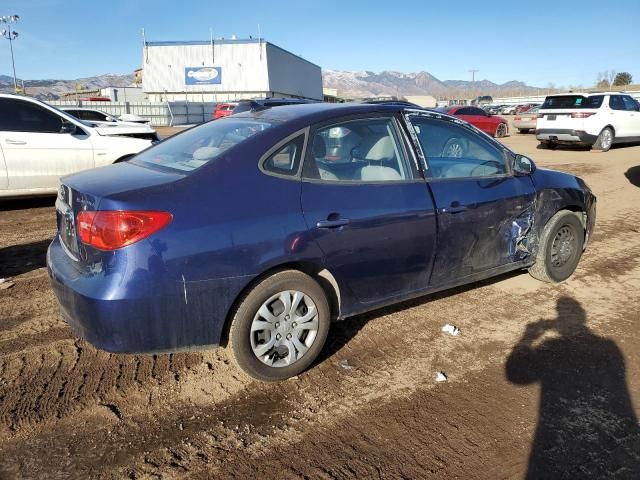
141 38 322 102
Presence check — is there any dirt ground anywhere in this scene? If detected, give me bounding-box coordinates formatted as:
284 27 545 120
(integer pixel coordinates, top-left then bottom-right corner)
1 126 640 479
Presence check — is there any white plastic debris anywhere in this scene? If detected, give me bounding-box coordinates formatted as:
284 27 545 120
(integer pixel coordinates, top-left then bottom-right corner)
441 324 460 336
0 278 15 290
435 371 448 382
339 360 353 370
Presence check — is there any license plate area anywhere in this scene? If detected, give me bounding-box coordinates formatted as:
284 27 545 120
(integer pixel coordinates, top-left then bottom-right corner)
56 185 79 259
547 115 556 121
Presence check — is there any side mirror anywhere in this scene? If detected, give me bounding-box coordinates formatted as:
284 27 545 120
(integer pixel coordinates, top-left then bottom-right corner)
513 154 535 175
60 120 77 134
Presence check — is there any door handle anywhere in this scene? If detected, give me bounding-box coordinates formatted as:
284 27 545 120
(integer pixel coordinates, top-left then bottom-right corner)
316 218 350 229
5 139 26 145
439 202 468 214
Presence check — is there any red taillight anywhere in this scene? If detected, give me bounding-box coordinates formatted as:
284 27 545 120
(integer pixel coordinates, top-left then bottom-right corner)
571 112 596 118
77 210 172 251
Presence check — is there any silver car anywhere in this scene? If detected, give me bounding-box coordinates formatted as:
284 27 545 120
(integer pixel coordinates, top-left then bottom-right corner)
513 106 540 134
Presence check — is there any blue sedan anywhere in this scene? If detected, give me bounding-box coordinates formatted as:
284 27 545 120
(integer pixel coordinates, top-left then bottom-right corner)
47 103 596 381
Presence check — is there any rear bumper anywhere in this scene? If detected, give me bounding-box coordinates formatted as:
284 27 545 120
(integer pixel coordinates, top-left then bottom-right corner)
47 236 253 353
536 129 598 145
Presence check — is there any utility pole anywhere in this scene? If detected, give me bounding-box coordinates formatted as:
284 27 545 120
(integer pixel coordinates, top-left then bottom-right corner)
1 15 20 93
469 69 479 102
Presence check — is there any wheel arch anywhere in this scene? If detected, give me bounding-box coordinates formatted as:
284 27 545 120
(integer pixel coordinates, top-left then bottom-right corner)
218 261 342 347
113 154 135 164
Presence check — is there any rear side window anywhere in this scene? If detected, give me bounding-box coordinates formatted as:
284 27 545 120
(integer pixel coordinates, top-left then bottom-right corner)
302 117 412 183
455 107 473 115
132 118 274 173
0 99 63 133
609 95 625 110
262 135 305 177
542 95 603 109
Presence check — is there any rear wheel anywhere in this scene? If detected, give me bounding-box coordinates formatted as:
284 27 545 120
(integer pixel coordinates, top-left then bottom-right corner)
593 127 614 152
228 270 330 381
529 211 584 283
495 123 508 138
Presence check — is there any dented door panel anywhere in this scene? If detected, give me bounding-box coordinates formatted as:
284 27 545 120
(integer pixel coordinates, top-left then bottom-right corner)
428 175 537 285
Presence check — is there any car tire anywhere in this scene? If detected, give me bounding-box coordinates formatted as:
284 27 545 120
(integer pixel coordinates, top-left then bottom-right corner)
528 210 584 283
593 127 614 152
228 270 330 381
442 137 468 157
539 141 557 150
518 129 530 134
495 123 508 138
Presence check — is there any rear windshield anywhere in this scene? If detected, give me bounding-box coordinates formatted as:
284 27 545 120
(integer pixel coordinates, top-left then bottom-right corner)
131 118 274 173
542 95 604 109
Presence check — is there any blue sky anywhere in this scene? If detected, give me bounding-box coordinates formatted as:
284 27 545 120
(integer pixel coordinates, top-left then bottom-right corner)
1 0 639 87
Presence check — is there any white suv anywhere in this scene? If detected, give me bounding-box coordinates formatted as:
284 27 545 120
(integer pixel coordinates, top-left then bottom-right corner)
0 94 157 198
536 92 640 151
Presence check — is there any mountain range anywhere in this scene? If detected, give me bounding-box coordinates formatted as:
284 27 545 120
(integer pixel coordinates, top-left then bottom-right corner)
322 70 541 99
0 74 135 99
0 70 540 100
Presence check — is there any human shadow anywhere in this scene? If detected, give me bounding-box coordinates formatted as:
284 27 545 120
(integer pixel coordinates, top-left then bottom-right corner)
0 239 51 277
625 166 640 188
506 297 640 478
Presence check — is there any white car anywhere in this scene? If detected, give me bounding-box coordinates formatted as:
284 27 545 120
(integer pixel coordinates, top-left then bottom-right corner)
501 105 517 115
61 108 157 137
0 94 156 198
537 92 640 151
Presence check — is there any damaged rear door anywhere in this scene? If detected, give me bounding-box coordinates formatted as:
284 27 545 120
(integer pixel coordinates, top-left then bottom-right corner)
405 113 536 285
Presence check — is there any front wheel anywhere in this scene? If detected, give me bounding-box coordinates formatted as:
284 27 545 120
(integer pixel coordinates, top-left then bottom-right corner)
495 123 508 138
593 127 614 152
228 270 330 381
529 211 584 283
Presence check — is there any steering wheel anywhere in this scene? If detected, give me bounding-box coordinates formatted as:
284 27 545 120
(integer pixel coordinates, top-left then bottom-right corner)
442 137 467 158
470 160 500 177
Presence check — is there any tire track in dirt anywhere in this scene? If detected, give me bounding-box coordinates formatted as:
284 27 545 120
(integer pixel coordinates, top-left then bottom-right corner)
0 337 203 433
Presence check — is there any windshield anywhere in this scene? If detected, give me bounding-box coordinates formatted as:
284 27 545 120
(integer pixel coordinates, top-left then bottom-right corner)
131 118 275 172
542 95 604 109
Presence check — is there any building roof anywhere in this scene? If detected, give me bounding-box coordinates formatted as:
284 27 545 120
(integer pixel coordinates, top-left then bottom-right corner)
145 38 321 69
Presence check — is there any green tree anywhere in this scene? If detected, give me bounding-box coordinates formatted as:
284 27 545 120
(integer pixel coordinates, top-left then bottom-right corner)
613 72 633 86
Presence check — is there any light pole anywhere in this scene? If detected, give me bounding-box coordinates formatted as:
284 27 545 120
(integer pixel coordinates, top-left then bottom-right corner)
1 15 20 93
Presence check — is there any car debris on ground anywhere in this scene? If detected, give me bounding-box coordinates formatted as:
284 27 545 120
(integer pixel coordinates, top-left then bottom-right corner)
442 324 461 336
435 371 448 382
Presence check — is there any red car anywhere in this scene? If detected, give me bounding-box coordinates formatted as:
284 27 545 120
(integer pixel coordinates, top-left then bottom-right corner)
444 106 509 138
213 102 237 120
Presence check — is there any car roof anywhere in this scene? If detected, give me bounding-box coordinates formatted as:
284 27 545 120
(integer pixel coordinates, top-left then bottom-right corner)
232 102 471 130
545 91 622 97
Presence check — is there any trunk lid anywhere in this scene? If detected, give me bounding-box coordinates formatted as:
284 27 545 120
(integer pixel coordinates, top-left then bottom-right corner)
56 162 185 262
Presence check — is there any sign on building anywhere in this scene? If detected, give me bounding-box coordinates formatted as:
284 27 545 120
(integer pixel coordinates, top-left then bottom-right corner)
185 67 222 85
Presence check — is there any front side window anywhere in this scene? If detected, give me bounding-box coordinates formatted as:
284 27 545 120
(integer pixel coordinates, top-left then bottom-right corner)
408 116 507 179
0 99 63 133
132 118 275 173
302 117 412 183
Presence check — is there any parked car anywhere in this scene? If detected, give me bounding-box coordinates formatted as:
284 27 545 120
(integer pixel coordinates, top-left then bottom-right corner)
488 105 506 115
515 103 539 114
213 102 238 120
443 106 509 137
513 106 540 133
231 97 316 115
0 94 156 198
62 108 159 139
501 105 517 115
48 103 596 381
537 92 640 151
116 113 150 124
